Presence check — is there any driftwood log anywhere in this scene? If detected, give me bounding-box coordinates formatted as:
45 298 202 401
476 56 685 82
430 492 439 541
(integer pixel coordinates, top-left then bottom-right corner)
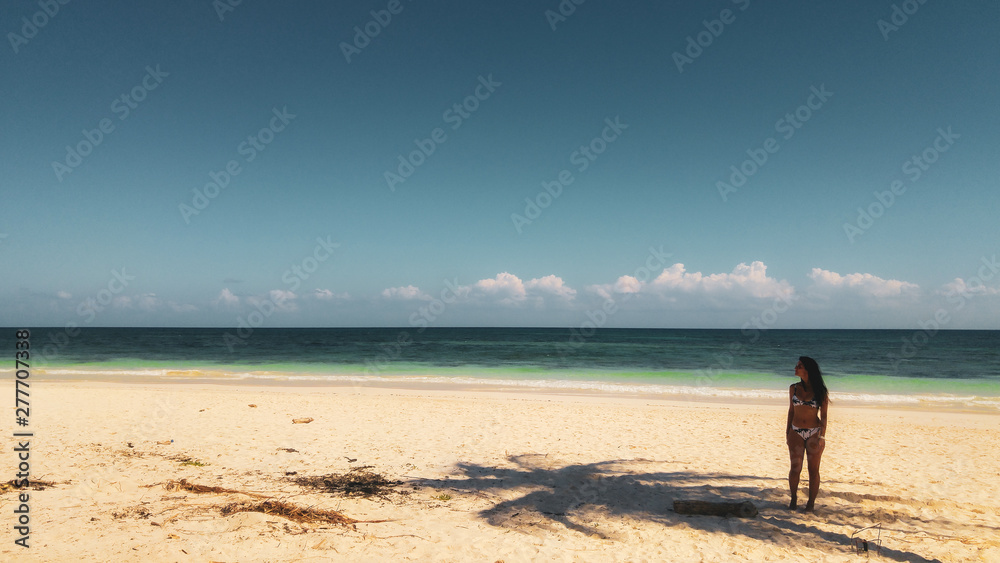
673 500 758 518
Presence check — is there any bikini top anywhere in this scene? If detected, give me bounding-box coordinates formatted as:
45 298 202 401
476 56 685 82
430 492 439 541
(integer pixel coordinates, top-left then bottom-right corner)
792 383 820 408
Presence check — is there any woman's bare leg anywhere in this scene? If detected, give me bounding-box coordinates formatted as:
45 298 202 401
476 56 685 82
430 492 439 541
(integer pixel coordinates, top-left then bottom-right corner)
804 435 826 511
787 429 804 509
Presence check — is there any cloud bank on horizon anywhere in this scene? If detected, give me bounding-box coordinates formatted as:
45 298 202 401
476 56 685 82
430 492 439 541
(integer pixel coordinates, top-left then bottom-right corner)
13 257 1000 330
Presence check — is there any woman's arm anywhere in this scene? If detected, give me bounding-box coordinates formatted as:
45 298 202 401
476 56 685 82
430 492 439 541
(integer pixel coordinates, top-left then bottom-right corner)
819 397 829 439
786 385 795 432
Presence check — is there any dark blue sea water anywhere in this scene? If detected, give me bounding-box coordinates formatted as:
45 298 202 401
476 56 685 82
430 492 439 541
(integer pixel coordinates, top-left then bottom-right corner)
8 327 1000 409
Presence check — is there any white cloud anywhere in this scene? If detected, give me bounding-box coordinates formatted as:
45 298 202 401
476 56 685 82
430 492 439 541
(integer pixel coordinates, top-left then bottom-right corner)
381 285 430 301
651 262 791 298
939 277 1000 298
431 273 579 307
525 275 577 301
615 275 643 294
269 289 295 302
110 293 159 311
136 293 160 311
313 288 350 301
590 262 793 304
214 288 240 308
808 268 918 298
473 272 527 306
267 289 298 311
56 291 72 300
241 290 298 312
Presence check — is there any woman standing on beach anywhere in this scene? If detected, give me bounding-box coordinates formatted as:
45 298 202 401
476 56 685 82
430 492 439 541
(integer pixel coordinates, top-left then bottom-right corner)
786 356 829 511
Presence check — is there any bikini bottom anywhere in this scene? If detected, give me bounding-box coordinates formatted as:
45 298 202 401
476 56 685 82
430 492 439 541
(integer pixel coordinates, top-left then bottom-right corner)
791 424 821 442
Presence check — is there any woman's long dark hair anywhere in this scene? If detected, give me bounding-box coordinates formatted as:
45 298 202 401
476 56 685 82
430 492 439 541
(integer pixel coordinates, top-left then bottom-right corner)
799 356 829 406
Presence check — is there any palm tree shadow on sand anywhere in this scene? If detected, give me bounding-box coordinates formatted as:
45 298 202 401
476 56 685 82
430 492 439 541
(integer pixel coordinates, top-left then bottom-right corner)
414 454 984 563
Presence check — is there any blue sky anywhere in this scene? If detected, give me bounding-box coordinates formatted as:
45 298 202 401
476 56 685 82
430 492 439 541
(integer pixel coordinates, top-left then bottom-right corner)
2 0 998 329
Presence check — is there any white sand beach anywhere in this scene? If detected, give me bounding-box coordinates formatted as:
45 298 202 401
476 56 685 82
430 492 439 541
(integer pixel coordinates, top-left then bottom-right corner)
4 382 999 562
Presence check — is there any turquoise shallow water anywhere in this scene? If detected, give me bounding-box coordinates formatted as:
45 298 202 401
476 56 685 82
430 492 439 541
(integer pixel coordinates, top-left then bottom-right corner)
9 327 1000 409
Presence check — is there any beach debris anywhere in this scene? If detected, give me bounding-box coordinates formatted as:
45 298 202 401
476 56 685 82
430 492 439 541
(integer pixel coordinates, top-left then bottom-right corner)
851 523 883 557
167 453 200 463
0 479 58 493
156 440 172 445
164 478 268 499
673 500 758 518
220 500 361 527
277 447 298 453
292 417 314 424
248 404 257 408
345 457 357 463
112 506 152 519
291 466 401 499
179 458 209 467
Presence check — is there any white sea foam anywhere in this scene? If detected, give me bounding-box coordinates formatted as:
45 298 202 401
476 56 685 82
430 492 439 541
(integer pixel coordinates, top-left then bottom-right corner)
229 373 1000 410
42 368 172 377
38 367 229 378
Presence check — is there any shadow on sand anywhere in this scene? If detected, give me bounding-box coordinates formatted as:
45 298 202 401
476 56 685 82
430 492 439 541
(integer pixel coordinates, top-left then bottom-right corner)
413 454 969 563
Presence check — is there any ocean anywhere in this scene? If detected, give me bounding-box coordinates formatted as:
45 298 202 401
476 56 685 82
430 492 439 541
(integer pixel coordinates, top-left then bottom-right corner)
10 327 1000 410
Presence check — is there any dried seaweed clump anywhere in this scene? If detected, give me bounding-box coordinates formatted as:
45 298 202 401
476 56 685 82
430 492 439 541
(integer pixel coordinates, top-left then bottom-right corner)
220 500 357 526
0 479 57 493
111 506 152 519
292 467 400 498
163 479 267 498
